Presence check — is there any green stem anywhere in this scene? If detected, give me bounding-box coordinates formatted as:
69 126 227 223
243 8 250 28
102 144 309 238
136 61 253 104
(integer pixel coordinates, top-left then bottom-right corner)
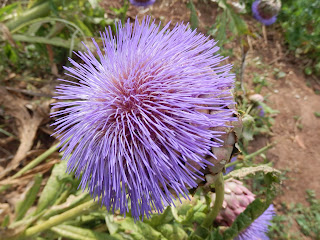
24 199 98 238
225 160 240 168
12 143 60 179
244 142 276 160
202 172 224 229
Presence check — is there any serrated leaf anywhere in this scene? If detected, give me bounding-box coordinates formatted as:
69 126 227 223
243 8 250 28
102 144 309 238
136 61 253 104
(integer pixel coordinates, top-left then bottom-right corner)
225 165 280 180
15 174 42 221
34 161 69 214
51 224 118 240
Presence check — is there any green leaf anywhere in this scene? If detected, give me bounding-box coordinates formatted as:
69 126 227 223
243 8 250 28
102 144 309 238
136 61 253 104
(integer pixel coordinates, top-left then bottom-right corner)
26 22 43 36
105 214 119 235
241 114 255 142
34 161 69 214
51 224 118 240
118 218 167 240
145 206 173 227
4 43 18 64
15 174 42 221
187 0 199 30
314 112 320 118
73 15 93 37
157 223 188 240
225 165 281 180
42 192 90 219
12 34 78 49
1 215 10 228
0 2 19 21
227 7 248 36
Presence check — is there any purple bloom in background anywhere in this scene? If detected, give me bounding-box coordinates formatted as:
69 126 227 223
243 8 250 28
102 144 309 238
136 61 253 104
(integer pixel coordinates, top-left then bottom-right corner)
257 105 265 117
51 17 235 220
215 180 275 239
129 0 155 7
252 0 281 26
225 156 237 174
235 204 276 240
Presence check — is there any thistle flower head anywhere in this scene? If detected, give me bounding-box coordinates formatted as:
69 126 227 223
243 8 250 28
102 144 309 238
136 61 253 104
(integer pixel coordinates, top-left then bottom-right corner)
214 179 275 239
129 0 156 7
51 17 235 220
252 0 281 25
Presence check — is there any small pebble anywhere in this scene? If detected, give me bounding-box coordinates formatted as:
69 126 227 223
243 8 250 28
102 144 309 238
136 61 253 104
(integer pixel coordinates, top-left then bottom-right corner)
274 89 279 93
295 94 300 99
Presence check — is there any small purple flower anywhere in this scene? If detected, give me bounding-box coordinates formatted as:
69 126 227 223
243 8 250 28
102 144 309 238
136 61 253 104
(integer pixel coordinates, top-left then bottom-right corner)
225 156 237 174
257 105 265 117
51 17 235 220
129 0 155 7
252 0 281 26
235 204 276 240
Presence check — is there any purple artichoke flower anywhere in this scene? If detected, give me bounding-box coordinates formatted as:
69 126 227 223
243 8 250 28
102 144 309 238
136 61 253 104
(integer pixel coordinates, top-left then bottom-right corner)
129 0 155 7
51 17 235 220
235 204 275 240
252 0 281 26
215 180 275 239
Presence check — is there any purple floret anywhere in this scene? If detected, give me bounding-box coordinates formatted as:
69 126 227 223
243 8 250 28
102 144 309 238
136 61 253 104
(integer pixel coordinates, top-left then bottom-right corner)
51 17 235 220
225 156 237 174
257 105 265 117
129 0 155 7
252 0 278 26
235 204 276 240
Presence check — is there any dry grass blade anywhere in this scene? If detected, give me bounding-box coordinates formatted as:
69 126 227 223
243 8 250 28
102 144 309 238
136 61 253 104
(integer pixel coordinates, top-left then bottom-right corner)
0 87 51 180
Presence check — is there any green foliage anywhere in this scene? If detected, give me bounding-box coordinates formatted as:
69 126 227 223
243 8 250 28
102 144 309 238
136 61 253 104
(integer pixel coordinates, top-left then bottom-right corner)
270 191 320 240
187 0 199 30
1 162 280 240
280 0 320 75
207 0 249 54
0 0 114 77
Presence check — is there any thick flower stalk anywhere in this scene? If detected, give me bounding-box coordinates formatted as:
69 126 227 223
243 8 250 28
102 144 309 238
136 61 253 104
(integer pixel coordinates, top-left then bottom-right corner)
214 179 275 239
129 0 155 7
252 0 281 25
51 17 235 220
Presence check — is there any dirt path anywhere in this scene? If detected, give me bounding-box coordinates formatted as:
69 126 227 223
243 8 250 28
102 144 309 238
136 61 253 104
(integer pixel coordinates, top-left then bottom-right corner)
244 39 320 205
268 68 320 204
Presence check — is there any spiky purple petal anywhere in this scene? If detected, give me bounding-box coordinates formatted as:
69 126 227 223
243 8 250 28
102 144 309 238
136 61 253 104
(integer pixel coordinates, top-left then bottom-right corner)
51 17 235 220
235 204 276 240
